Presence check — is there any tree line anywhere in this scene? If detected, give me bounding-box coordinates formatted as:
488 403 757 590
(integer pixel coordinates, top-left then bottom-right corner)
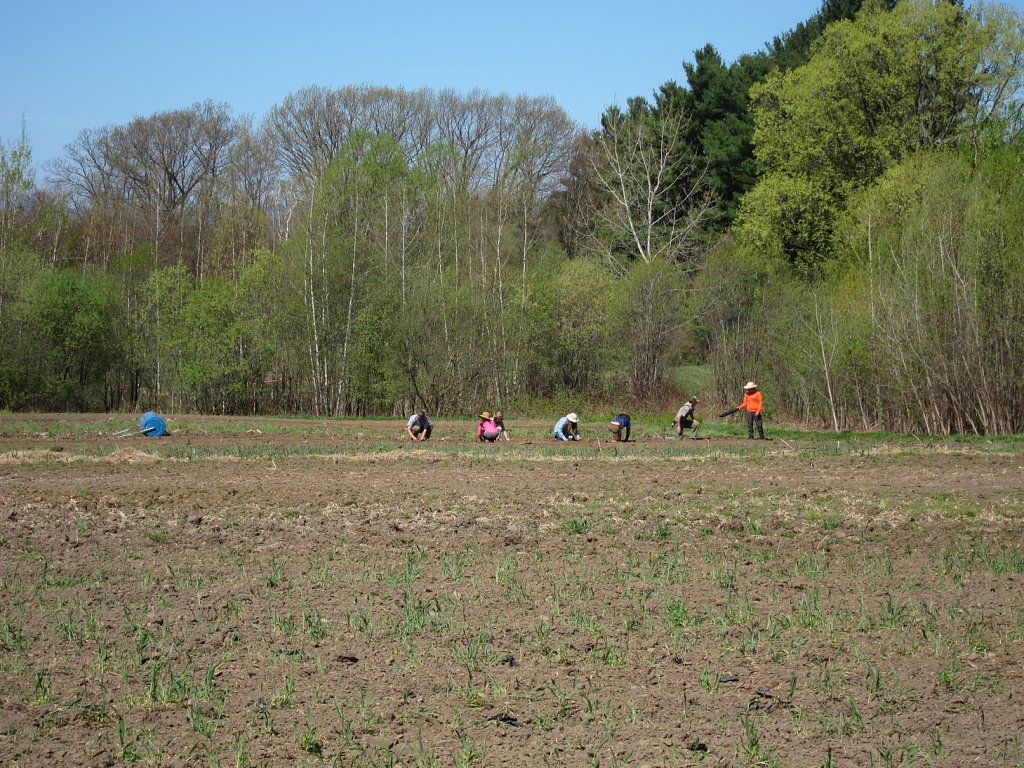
1 0 1022 433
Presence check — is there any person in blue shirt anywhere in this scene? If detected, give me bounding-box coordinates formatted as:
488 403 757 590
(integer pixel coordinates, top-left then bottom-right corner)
608 412 631 442
553 413 580 441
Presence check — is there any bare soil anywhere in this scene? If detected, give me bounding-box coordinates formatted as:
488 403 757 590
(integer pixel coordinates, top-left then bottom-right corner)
1 414 1023 767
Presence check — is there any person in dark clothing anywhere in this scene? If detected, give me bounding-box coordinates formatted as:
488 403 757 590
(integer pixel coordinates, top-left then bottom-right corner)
492 411 510 441
608 413 631 442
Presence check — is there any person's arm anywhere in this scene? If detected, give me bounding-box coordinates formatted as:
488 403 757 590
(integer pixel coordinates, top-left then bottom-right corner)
624 422 631 442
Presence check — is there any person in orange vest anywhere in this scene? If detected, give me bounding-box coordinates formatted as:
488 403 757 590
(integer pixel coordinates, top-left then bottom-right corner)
738 381 765 439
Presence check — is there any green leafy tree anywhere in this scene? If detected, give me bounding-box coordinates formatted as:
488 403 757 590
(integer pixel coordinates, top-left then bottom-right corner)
0 122 36 329
740 0 1024 274
0 120 34 256
653 1 870 230
138 266 193 409
10 267 124 410
547 257 622 395
833 145 1024 434
347 285 405 415
178 277 255 413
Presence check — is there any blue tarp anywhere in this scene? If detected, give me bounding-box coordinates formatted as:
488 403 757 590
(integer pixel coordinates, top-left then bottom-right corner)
139 411 167 437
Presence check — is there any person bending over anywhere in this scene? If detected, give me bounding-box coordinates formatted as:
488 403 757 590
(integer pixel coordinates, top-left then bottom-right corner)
407 411 432 441
608 412 631 442
493 411 510 441
477 411 500 442
553 413 580 441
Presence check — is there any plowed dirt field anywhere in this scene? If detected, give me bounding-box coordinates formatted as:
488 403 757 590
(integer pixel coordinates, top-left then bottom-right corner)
1 414 1022 767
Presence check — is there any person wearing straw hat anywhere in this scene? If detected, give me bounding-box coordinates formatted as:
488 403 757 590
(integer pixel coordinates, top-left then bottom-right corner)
738 381 765 439
673 397 700 439
553 412 581 441
477 411 501 442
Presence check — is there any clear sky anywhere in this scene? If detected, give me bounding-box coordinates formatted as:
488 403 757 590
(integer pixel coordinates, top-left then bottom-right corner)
3 0 1022 172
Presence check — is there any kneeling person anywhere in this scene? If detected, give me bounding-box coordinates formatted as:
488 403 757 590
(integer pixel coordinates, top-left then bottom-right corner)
553 413 580 441
407 411 432 441
674 397 700 439
477 411 501 442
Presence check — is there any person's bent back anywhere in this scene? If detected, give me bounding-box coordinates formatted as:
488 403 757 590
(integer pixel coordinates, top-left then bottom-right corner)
553 413 580 441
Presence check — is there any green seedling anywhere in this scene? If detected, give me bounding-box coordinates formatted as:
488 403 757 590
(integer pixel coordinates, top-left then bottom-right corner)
270 675 295 708
563 516 594 535
297 712 322 756
265 558 287 589
740 715 779 767
31 670 51 705
699 666 720 695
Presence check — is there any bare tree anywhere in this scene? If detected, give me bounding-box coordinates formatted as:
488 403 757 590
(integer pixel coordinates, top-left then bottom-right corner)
573 103 716 397
54 101 237 269
584 104 714 274
265 86 354 183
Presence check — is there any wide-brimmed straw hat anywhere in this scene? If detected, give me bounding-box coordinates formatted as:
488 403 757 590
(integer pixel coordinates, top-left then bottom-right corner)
480 411 492 419
743 381 757 390
566 412 578 423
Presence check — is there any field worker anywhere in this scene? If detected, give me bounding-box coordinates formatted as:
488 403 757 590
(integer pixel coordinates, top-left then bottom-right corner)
674 397 700 439
477 411 501 442
406 410 432 441
493 411 511 441
739 381 765 439
608 412 631 442
553 412 581 441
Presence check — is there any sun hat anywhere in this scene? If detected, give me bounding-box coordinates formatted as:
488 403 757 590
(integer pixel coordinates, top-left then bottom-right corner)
743 381 757 390
566 412 578 423
691 396 699 402
480 411 492 419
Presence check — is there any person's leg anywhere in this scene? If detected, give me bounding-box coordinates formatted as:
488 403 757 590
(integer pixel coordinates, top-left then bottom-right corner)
755 413 764 439
608 422 622 441
423 425 432 440
745 410 755 438
690 419 700 438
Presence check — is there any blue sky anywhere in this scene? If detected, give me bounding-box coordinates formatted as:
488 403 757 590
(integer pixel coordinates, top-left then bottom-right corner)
3 1 1023 170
